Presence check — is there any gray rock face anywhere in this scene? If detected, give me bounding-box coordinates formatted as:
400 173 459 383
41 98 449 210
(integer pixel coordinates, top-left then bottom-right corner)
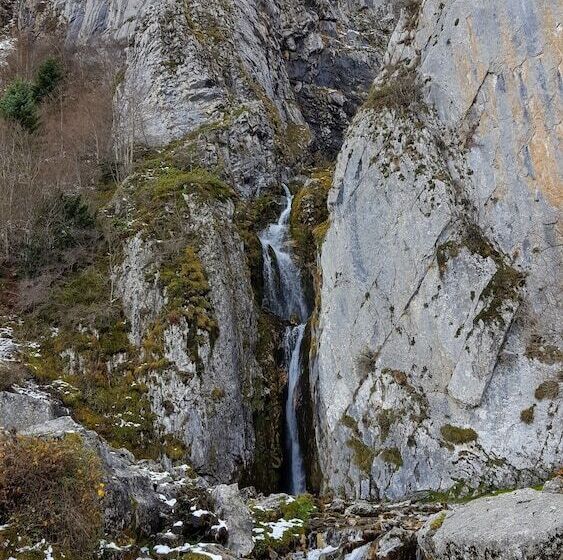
0 389 66 431
210 483 254 557
417 489 563 560
115 196 260 485
312 0 562 499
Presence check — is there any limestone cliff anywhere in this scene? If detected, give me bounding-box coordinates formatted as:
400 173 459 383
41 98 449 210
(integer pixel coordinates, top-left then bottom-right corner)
312 0 562 499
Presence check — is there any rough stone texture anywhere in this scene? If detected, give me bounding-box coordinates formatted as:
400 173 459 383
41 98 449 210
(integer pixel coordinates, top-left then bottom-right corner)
116 197 261 482
312 0 562 500
417 489 563 560
210 483 254 557
0 389 66 431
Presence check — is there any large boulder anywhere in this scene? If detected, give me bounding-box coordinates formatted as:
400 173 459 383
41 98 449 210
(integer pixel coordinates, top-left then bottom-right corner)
417 488 563 560
22 415 165 537
210 483 254 557
0 389 66 431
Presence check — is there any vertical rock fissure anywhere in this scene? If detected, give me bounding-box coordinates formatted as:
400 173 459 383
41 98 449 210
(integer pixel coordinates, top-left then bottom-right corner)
259 185 310 494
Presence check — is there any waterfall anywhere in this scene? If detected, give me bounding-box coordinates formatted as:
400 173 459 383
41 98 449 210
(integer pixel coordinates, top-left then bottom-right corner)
259 185 309 494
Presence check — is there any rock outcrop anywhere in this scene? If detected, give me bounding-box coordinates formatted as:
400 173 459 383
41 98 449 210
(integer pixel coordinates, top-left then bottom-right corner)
6 0 391 494
418 488 563 560
312 0 562 499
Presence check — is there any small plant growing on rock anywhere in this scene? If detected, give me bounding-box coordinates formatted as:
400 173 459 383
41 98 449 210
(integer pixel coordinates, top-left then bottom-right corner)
380 447 403 469
365 67 421 113
347 436 375 474
440 424 478 445
520 406 535 424
430 511 446 530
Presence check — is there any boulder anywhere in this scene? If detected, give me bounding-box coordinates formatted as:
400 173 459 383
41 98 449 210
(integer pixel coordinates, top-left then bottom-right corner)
22 416 165 537
0 389 65 431
417 489 563 559
210 484 254 556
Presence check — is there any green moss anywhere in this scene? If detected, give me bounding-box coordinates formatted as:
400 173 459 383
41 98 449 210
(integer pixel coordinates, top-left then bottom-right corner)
289 167 333 267
440 424 478 445
534 379 559 400
152 166 232 201
346 437 375 474
280 494 316 522
160 245 217 337
430 511 446 530
520 406 535 424
380 447 403 469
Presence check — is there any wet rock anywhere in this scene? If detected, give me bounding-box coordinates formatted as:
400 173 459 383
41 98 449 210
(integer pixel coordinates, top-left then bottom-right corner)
417 489 563 559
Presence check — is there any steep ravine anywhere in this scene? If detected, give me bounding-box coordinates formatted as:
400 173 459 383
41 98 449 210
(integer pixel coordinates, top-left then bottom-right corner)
0 0 561 557
259 186 311 494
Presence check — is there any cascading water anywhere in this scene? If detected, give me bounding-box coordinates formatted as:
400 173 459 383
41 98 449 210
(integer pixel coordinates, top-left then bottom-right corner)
259 185 309 494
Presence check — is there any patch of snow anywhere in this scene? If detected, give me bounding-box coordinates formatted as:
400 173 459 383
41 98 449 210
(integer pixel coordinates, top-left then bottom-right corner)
192 509 210 517
211 519 227 531
307 545 339 560
158 494 177 507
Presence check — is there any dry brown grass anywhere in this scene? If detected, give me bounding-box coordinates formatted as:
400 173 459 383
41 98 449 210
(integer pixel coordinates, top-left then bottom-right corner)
0 433 104 558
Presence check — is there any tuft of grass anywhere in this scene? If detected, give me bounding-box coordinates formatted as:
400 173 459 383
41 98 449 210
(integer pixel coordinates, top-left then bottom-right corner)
430 511 446 530
534 379 559 400
440 424 478 445
520 406 535 424
365 67 421 113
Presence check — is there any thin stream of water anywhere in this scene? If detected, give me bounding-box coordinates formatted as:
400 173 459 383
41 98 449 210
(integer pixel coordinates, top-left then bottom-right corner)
259 185 309 494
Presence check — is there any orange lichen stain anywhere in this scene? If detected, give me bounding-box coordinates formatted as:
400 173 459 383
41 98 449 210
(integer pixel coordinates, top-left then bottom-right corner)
527 101 562 208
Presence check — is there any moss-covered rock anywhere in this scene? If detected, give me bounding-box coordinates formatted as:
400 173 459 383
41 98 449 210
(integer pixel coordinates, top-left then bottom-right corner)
440 424 478 445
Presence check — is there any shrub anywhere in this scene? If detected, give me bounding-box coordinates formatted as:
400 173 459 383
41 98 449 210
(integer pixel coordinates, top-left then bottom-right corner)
365 68 421 113
17 193 98 278
0 78 38 131
440 424 478 444
33 57 64 101
0 433 103 558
